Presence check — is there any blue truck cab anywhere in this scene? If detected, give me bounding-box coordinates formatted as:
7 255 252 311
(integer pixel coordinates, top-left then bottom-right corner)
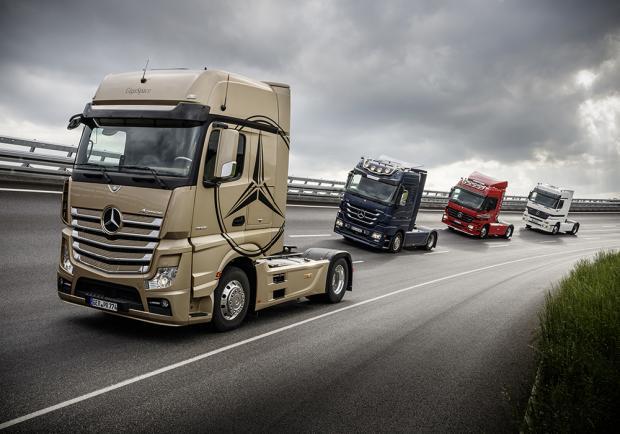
334 158 438 253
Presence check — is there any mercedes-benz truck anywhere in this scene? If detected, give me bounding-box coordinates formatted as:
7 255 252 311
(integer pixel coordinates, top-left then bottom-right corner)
523 183 579 234
57 69 352 331
334 158 438 253
442 171 513 239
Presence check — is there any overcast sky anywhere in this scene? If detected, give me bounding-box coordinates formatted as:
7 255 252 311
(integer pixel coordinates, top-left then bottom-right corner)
1 0 619 197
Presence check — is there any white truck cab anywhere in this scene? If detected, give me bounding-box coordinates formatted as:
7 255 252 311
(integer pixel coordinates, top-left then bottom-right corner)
523 183 580 235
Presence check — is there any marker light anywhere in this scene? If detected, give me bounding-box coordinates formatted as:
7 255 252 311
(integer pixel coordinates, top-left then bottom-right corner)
146 267 178 290
61 240 73 274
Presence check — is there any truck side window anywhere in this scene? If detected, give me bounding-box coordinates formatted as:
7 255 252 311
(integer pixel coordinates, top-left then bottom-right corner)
485 198 497 211
204 130 246 181
557 199 564 209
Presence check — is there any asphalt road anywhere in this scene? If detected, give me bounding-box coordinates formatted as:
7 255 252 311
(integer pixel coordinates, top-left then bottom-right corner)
1 189 619 432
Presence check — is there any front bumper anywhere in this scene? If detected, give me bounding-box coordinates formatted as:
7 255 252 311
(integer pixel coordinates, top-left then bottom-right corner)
334 218 391 249
522 214 552 232
57 229 201 326
442 214 481 236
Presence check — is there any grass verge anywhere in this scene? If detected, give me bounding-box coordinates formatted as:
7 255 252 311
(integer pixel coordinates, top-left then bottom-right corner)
523 250 620 432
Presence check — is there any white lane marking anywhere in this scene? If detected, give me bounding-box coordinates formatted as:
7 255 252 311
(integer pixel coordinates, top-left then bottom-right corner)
352 260 365 264
287 204 339 209
0 244 617 430
288 234 332 238
579 229 620 232
602 225 618 228
0 187 61 194
488 244 510 248
580 237 600 240
427 250 450 255
538 240 558 243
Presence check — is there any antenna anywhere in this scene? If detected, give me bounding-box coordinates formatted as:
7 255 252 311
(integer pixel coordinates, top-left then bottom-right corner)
140 58 150 83
220 74 230 111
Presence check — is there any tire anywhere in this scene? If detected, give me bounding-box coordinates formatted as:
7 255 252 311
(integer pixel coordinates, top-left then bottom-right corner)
424 232 436 251
525 224 531 229
389 232 403 253
479 225 489 239
551 223 560 235
570 223 580 235
325 258 349 303
212 266 250 332
504 225 514 239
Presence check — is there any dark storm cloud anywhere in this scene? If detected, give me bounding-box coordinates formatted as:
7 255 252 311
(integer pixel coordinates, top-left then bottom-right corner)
0 0 619 193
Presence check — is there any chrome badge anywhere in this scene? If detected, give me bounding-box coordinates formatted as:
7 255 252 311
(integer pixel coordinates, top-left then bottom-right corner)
101 206 122 234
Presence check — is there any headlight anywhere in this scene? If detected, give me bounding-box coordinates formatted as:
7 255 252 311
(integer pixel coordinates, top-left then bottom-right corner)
371 232 382 240
146 267 178 290
61 240 73 274
467 224 474 230
442 213 447 219
335 219 344 227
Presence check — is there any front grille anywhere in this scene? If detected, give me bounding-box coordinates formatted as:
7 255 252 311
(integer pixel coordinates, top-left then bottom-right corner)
446 207 474 223
344 203 381 226
75 277 144 311
71 207 161 274
527 206 549 220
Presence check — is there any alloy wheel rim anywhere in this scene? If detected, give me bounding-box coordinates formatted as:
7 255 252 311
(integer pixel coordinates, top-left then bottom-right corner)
220 280 246 320
393 235 401 251
331 264 346 295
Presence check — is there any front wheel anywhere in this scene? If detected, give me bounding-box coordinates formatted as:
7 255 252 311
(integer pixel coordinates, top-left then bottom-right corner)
212 267 250 332
424 232 436 251
551 223 560 235
389 232 403 253
570 223 580 235
504 225 514 239
479 225 489 239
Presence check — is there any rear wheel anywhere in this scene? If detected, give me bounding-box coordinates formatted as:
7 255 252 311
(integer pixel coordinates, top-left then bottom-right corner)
479 225 489 239
424 232 436 251
389 232 403 253
570 223 580 235
551 223 560 235
212 267 250 332
504 225 514 239
325 258 349 303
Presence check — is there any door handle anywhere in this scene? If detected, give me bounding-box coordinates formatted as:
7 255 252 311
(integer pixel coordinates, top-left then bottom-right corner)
232 216 245 226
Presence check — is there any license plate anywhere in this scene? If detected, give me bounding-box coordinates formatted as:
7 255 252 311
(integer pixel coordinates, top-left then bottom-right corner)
351 226 363 233
453 219 462 225
88 297 118 312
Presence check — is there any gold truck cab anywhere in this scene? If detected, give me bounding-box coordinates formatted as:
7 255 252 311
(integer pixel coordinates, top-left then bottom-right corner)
57 69 352 330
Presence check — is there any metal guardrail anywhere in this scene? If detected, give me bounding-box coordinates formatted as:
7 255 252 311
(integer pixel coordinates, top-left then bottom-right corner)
1 135 619 212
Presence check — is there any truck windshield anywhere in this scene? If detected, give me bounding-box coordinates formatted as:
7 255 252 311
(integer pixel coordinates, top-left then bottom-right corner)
449 187 485 211
346 173 397 203
75 120 202 177
529 189 559 208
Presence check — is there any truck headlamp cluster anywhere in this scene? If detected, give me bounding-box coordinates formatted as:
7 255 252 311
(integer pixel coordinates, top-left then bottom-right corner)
335 219 344 228
61 240 73 274
146 267 178 290
371 232 382 240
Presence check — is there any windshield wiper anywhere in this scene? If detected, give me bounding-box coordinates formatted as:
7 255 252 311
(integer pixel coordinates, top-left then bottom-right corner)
120 165 168 188
75 162 112 183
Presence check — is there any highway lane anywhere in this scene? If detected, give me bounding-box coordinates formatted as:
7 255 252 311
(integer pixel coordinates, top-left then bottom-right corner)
0 190 619 432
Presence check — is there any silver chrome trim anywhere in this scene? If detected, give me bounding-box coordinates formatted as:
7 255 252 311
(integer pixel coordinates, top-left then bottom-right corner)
71 222 160 240
71 230 157 251
72 242 152 264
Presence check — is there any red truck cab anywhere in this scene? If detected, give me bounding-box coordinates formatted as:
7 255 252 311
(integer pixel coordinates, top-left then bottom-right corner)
442 172 513 239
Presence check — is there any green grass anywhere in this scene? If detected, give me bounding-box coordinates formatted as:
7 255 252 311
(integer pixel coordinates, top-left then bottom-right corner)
524 250 620 433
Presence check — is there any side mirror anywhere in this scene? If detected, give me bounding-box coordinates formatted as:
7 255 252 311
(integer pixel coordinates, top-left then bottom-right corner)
67 114 83 130
399 190 409 206
214 129 239 179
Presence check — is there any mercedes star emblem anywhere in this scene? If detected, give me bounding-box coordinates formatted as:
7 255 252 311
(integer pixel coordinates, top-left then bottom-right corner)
101 206 122 234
